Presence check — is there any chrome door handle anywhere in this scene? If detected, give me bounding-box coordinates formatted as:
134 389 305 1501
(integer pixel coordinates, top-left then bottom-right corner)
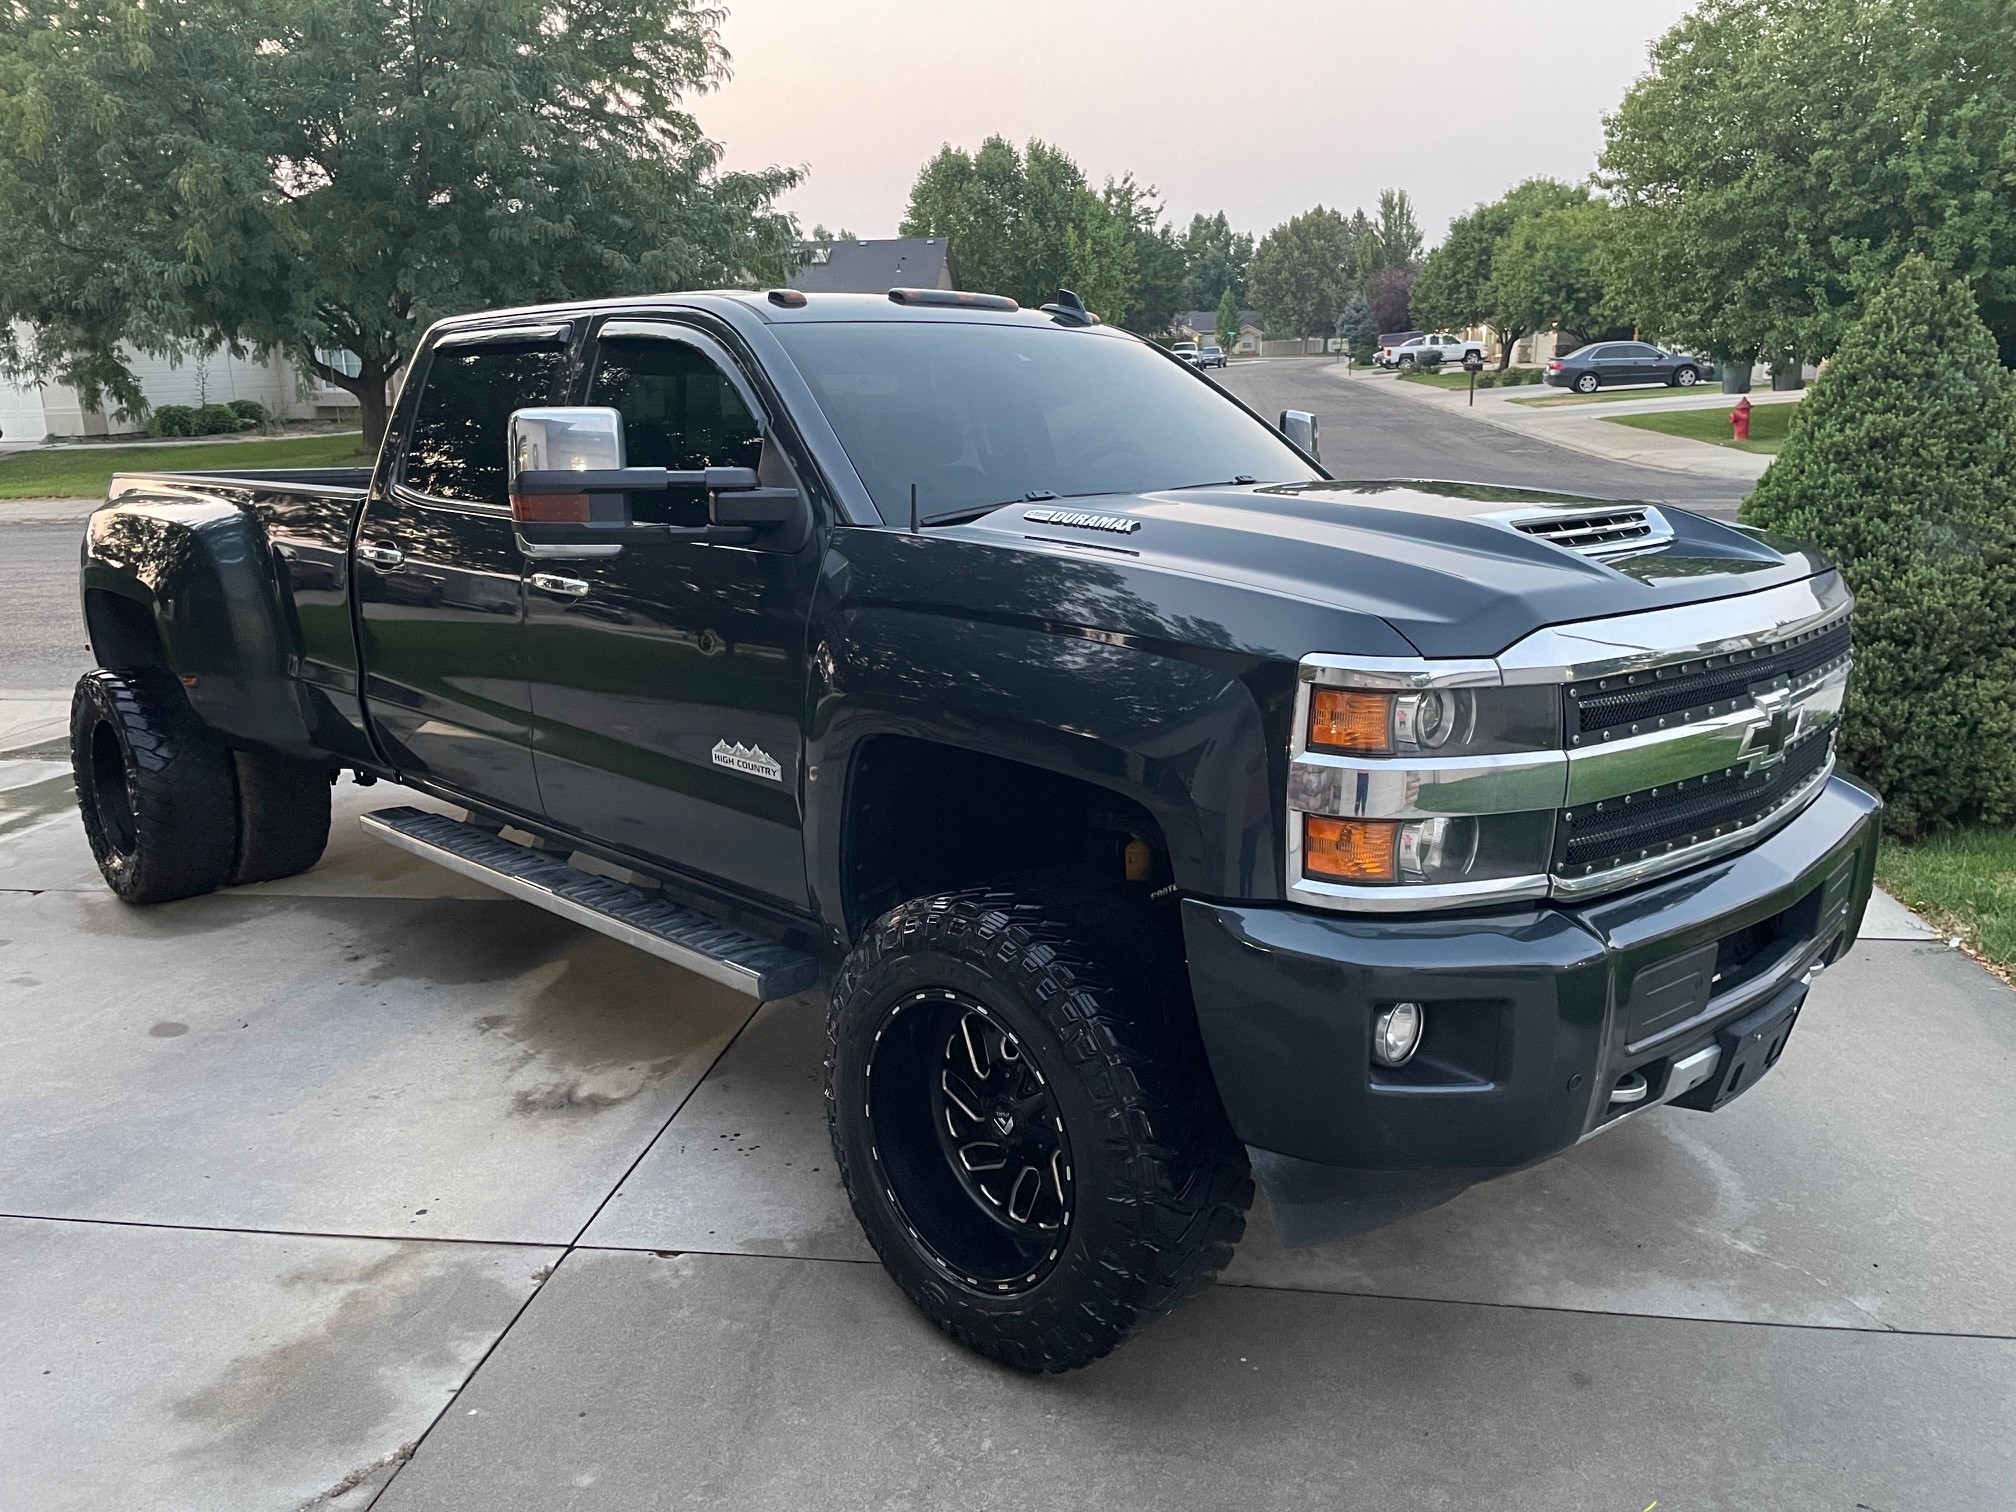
357 542 404 569
531 573 591 598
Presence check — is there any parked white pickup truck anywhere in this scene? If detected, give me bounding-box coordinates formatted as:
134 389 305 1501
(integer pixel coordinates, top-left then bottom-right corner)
1380 332 1485 369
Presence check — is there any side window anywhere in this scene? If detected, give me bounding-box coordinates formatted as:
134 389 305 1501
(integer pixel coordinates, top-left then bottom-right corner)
401 344 566 505
1589 345 1621 361
588 335 764 527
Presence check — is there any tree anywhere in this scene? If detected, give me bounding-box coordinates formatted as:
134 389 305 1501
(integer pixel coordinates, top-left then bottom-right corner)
1601 0 2016 369
1335 292 1372 346
1367 265 1415 336
1215 287 1240 353
900 137 1180 332
1370 188 1424 272
1741 257 2016 837
1412 178 1589 367
1488 202 1616 350
0 0 799 446
1180 211 1254 311
1248 206 1355 339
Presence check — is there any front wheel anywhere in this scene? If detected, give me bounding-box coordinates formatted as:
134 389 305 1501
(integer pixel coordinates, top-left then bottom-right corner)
1574 371 1601 393
1673 365 1700 387
827 884 1252 1372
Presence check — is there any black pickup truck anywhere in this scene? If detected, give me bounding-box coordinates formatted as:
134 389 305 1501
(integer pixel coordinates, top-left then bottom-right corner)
71 286 1878 1372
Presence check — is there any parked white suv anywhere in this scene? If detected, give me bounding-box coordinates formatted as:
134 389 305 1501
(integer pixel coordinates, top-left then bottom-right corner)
1381 332 1485 370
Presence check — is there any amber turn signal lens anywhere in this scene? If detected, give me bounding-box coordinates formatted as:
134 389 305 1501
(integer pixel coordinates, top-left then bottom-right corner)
1304 816 1398 882
1308 688 1393 753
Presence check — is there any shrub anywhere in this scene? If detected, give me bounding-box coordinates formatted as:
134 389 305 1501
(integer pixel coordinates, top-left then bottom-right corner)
1741 256 2016 838
194 403 249 434
1416 348 1445 370
226 399 270 428
147 404 198 437
1474 369 1500 388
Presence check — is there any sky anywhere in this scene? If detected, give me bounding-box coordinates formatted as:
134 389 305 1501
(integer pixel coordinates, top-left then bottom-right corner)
693 0 1702 245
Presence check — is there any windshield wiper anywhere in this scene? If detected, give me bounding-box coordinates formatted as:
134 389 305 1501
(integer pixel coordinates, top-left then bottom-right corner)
1161 474 1260 491
916 489 1062 529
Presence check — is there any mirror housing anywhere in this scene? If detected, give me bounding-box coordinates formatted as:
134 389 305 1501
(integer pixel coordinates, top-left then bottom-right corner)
1279 409 1320 462
506 406 811 552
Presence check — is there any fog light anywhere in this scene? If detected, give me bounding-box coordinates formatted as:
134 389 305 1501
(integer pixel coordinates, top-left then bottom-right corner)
1373 1002 1425 1067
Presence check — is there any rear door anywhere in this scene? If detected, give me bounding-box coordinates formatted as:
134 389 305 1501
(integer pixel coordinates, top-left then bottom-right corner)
523 318 819 909
355 328 571 815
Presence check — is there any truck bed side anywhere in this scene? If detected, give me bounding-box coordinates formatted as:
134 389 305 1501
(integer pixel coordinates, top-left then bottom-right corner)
81 467 384 769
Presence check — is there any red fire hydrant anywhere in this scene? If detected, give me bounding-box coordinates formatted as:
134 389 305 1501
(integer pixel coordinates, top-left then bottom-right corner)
1730 396 1753 442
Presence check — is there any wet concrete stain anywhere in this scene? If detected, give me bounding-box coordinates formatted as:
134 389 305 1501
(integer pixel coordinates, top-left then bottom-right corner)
481 940 755 1118
0 771 77 842
168 1244 537 1494
148 1021 189 1038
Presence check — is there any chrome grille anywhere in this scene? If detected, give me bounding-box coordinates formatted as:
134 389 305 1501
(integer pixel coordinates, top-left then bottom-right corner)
1556 729 1836 878
1568 617 1852 746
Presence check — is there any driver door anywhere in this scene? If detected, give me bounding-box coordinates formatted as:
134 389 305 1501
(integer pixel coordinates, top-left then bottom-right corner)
523 319 820 909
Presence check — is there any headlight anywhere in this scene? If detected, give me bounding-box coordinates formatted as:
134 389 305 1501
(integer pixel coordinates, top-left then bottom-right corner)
1307 685 1558 758
1303 812 1555 886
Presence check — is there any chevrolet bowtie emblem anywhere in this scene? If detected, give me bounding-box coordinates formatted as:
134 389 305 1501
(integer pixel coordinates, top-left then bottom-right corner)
1740 688 1800 774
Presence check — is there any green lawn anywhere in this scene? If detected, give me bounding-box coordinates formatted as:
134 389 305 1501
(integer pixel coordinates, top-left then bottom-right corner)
0 433 370 499
1603 404 1795 454
1396 370 1475 390
1878 830 2016 973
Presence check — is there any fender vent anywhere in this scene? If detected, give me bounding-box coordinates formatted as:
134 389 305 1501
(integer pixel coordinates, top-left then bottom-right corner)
1503 505 1672 559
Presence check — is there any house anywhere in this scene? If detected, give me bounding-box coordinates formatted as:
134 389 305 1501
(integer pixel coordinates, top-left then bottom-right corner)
787 237 957 294
1173 309 1263 356
0 322 353 442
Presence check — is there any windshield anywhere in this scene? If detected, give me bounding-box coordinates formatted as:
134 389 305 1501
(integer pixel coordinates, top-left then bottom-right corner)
772 320 1320 522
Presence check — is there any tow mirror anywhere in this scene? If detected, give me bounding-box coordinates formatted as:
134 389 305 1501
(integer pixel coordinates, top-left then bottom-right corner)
1278 409 1320 462
506 406 811 553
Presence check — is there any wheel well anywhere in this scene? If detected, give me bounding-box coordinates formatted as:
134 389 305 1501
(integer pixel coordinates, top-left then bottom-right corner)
841 736 1175 934
85 589 168 672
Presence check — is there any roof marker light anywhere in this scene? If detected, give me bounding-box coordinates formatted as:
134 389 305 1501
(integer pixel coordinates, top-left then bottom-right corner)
887 288 1018 311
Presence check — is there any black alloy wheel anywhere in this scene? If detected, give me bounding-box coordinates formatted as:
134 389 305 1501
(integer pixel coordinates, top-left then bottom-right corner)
866 989 1073 1293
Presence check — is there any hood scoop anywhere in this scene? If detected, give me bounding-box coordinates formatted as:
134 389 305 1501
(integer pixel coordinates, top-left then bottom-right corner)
1497 504 1673 559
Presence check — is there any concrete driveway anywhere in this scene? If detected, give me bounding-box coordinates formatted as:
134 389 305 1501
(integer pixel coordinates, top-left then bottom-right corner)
3 688 2013 1511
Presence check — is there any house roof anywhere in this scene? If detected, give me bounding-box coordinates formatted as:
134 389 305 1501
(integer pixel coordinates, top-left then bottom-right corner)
787 237 956 294
1176 309 1262 332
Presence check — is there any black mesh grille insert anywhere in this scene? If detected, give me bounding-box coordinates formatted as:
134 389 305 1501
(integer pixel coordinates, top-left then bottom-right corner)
1556 730 1835 875
1568 618 1851 745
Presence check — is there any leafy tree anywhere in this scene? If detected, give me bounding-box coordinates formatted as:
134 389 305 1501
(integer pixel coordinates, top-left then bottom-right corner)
1248 206 1355 339
0 0 799 445
1601 0 2016 369
1488 202 1616 350
1413 178 1588 367
1741 257 2016 837
1370 188 1424 272
1181 211 1254 311
1215 287 1240 353
1367 265 1415 336
900 137 1179 332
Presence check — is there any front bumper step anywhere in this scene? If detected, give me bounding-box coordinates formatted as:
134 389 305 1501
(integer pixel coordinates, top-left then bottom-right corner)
360 806 819 1000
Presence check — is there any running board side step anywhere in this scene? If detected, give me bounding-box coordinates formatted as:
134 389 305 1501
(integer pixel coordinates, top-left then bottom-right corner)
360 806 819 1000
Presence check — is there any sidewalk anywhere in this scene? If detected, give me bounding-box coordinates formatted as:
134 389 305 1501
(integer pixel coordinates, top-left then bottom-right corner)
1340 366 1800 483
0 497 98 524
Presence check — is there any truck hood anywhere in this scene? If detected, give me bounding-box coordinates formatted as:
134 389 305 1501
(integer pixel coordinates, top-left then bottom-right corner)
961 480 1827 658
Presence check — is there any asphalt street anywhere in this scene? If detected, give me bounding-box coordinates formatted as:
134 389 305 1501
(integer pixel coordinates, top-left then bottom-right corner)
1213 359 1749 517
0 524 90 690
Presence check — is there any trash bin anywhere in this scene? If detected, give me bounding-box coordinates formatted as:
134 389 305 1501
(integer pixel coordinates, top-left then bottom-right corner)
1719 358 1755 394
1769 361 1806 392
